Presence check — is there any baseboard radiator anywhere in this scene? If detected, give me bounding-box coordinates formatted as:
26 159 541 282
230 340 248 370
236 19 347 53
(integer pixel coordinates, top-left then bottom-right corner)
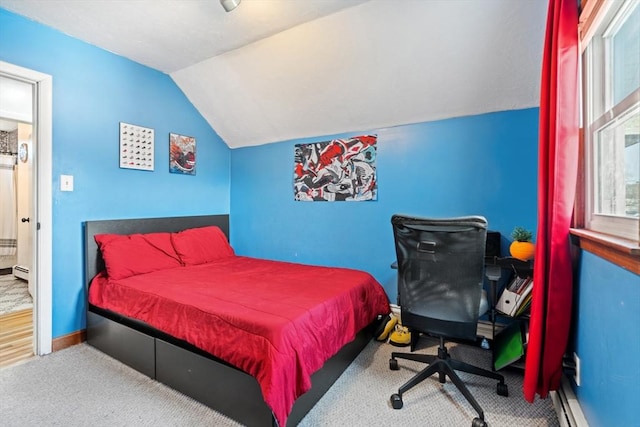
551 376 589 427
12 264 29 281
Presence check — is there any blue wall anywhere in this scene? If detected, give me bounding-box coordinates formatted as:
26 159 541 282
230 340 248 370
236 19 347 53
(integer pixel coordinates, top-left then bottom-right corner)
2 7 635 427
230 109 539 299
0 9 231 337
572 251 639 427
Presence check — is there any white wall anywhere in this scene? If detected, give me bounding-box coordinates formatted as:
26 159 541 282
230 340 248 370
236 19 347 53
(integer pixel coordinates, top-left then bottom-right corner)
0 75 32 124
0 76 33 271
0 124 31 272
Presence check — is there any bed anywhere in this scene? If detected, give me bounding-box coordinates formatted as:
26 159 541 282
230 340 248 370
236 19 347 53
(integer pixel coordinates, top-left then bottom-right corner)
84 214 389 427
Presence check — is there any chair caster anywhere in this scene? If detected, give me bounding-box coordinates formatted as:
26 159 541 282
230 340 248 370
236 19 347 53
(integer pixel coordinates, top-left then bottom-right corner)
390 393 403 409
389 358 399 370
472 417 487 427
497 382 509 397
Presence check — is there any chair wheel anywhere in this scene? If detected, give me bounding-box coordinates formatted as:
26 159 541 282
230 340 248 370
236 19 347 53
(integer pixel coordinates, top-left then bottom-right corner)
389 358 399 370
390 393 403 409
472 417 487 427
497 382 509 396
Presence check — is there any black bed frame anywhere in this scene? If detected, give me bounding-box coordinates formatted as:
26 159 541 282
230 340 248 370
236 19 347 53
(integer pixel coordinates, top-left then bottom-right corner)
84 214 374 427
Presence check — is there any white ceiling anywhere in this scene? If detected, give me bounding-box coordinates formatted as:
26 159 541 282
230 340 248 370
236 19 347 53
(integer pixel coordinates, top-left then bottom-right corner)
0 0 548 148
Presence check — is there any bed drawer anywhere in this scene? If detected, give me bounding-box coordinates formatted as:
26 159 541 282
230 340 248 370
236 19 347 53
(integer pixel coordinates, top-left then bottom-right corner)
86 311 156 378
155 338 273 427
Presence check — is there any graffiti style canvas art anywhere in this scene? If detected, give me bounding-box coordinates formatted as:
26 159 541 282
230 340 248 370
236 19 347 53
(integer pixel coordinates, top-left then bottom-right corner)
169 133 196 175
293 135 377 201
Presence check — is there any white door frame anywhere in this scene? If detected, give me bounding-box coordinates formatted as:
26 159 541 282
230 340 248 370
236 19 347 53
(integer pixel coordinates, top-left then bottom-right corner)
0 60 52 355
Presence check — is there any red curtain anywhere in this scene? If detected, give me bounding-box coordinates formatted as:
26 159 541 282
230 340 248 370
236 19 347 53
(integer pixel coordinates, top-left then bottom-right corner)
523 0 579 401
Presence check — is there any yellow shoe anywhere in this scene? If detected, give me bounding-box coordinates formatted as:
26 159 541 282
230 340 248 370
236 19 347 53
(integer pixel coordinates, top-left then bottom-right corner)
389 325 411 347
375 314 398 341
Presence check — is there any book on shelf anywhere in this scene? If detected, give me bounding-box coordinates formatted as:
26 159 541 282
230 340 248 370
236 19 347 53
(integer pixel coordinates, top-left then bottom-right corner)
514 292 533 317
508 276 527 293
476 319 507 340
496 275 533 317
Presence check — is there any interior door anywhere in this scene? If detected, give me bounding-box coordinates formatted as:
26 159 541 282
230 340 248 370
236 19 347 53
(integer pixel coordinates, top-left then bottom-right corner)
16 123 33 295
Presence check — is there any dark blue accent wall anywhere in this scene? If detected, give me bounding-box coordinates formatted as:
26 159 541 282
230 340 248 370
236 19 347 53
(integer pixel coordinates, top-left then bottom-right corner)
230 109 539 299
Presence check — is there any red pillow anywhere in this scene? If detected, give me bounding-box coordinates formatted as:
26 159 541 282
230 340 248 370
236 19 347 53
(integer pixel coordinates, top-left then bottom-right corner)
171 226 234 265
95 232 182 280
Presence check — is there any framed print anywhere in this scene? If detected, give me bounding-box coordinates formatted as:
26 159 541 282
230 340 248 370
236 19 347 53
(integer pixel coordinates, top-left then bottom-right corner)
169 133 196 175
119 122 154 171
293 134 377 201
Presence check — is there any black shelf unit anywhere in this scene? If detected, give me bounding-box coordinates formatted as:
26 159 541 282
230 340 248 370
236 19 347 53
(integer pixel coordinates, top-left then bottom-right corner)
484 256 534 370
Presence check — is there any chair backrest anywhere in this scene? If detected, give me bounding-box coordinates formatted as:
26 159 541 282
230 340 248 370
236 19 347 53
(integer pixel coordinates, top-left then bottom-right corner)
392 214 488 341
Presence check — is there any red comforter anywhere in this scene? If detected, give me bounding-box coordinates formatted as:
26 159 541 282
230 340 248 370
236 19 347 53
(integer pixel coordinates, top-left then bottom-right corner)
88 256 389 426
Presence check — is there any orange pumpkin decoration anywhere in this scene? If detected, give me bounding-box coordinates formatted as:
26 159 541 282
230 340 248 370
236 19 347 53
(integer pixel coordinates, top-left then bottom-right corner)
510 241 536 261
510 226 535 261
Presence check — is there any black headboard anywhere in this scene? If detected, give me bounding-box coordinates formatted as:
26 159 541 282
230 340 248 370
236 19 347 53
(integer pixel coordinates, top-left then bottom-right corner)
84 214 230 288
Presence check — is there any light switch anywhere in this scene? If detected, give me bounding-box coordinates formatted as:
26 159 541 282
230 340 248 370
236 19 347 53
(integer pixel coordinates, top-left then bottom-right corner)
60 175 74 192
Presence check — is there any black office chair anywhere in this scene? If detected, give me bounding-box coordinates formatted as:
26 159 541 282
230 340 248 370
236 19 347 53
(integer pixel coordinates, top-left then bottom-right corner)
389 214 508 427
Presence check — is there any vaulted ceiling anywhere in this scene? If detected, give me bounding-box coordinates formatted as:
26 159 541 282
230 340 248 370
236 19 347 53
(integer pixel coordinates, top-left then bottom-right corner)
0 0 548 148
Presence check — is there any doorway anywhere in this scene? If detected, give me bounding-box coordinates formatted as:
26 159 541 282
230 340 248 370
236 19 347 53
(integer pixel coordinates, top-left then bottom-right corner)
0 61 52 358
0 117 33 366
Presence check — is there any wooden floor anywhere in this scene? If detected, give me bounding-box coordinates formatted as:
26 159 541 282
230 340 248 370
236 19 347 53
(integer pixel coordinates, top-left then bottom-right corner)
0 308 34 368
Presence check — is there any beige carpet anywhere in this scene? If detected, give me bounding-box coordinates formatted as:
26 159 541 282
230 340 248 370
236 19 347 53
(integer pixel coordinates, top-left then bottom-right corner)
0 338 559 427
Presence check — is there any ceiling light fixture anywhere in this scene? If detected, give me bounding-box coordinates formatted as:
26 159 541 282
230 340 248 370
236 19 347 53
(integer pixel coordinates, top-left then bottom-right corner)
220 0 241 12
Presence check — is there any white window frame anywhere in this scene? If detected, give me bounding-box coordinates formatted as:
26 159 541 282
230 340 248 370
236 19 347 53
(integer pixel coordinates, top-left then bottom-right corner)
582 0 640 243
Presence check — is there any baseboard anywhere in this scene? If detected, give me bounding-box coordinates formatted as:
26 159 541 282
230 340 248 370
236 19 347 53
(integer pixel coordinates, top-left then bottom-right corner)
390 304 503 340
52 329 86 352
389 303 401 319
551 375 589 427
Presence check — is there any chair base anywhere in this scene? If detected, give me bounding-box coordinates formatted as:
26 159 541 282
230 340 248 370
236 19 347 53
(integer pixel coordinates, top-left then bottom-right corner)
389 337 508 426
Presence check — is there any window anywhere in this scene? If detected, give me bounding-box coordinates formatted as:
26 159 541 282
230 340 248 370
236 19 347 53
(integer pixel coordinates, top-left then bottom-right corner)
582 0 640 243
